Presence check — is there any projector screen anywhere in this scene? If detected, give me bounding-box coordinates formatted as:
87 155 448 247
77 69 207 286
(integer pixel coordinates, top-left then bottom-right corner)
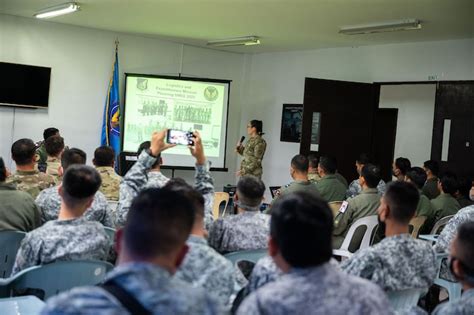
122 74 230 169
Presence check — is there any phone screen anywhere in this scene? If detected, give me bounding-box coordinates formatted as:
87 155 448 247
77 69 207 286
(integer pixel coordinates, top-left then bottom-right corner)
166 130 194 146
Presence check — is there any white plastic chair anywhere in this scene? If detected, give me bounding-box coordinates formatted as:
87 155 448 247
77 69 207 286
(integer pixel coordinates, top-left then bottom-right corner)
433 253 462 301
224 249 268 267
333 215 378 259
387 288 427 314
419 215 455 245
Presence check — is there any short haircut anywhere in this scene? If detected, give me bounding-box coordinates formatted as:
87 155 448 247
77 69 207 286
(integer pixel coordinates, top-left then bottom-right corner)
164 178 205 218
61 165 101 207
455 222 474 278
423 160 440 177
440 172 458 195
457 177 473 198
307 154 319 169
61 148 86 171
237 175 265 208
94 146 115 167
291 154 309 173
11 138 36 166
318 156 337 174
360 164 381 188
44 135 64 157
0 157 6 182
137 141 160 168
406 167 427 190
124 187 195 258
271 192 333 267
356 153 371 165
395 157 412 176
384 181 420 224
43 127 59 141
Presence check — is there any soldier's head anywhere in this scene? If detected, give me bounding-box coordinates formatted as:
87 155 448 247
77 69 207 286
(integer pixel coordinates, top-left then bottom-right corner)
456 177 473 200
11 138 36 168
317 156 337 177
93 146 115 168
117 187 195 273
59 165 101 215
359 164 381 189
45 135 65 158
405 167 427 190
269 192 333 271
307 154 319 174
378 181 419 227
60 148 86 176
0 157 6 182
290 154 309 179
423 160 440 178
235 175 265 212
450 222 474 288
392 157 411 180
248 120 264 136
438 172 458 196
355 153 371 175
137 141 161 169
43 127 59 141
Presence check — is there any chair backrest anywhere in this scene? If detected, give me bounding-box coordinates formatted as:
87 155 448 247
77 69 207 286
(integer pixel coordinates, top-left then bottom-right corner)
409 216 427 238
213 192 230 219
103 227 116 242
339 215 378 253
5 260 114 300
328 201 343 218
0 231 27 278
431 215 454 234
224 249 268 266
387 288 427 313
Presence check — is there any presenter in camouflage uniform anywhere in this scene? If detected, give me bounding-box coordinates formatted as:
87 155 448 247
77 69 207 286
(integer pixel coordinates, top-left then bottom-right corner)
236 120 266 179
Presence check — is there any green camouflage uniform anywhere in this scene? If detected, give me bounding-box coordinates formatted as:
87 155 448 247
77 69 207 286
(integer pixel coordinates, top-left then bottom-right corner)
315 174 347 202
35 142 48 173
308 172 321 183
238 135 266 179
46 156 62 184
6 170 55 199
96 166 122 201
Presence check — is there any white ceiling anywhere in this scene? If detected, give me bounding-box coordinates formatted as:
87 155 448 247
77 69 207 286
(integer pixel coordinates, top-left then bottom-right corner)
1 0 473 53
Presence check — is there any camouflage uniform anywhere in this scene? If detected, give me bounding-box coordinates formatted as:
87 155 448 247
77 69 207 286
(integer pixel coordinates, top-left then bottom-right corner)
237 263 393 315
11 217 109 275
208 211 270 254
175 235 248 304
45 156 62 184
0 182 41 232
432 288 474 315
346 179 386 199
341 234 437 291
308 172 321 183
237 135 266 179
96 166 122 201
422 177 440 200
35 142 48 173
36 185 115 227
6 170 55 199
315 174 347 202
42 262 223 314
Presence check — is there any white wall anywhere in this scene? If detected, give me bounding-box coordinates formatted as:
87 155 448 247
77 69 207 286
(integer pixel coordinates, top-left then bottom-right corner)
242 38 474 199
0 14 246 188
379 84 437 167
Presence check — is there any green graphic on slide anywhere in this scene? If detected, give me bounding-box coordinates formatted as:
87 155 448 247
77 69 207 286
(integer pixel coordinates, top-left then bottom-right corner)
123 77 226 158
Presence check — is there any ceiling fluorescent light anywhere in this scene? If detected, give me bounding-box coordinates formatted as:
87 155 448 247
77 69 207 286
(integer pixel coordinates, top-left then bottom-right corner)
339 19 421 35
34 2 80 19
207 36 260 47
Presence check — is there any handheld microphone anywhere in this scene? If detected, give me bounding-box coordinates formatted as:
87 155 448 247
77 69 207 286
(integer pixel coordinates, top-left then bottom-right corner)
240 136 245 144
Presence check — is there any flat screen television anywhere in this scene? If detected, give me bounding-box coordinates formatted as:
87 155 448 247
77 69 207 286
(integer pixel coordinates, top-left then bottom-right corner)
0 62 51 109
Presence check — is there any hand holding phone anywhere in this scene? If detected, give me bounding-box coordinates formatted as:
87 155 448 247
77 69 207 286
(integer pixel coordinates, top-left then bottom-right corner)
166 129 195 146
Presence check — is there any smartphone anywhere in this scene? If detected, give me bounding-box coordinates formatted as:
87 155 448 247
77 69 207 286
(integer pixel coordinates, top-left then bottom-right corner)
166 129 194 146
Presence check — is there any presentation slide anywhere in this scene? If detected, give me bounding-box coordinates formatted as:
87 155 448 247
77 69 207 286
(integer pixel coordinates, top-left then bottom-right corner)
123 74 230 168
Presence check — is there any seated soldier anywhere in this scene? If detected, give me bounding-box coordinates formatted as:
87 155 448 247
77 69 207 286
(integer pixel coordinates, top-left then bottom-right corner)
433 222 474 314
36 148 114 227
208 176 269 254
392 157 411 182
307 154 321 183
455 177 474 208
315 156 347 202
0 157 41 232
426 173 461 232
7 138 55 198
333 164 381 250
93 146 121 201
405 167 434 234
341 181 437 291
237 192 392 315
36 127 60 172
44 135 65 182
42 188 222 314
423 159 441 200
11 165 109 275
346 153 386 198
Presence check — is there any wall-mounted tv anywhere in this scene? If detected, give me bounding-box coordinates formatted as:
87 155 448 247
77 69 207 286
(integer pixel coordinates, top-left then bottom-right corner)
0 62 51 109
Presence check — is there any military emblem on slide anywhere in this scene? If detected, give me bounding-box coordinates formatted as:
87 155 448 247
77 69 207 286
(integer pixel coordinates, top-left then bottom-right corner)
137 78 148 91
204 86 218 101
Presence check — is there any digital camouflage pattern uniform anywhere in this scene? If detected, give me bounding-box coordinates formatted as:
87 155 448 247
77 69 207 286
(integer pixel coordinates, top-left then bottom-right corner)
96 166 122 201
346 179 386 199
237 263 393 315
36 185 115 227
237 135 266 179
341 234 437 291
41 263 223 315
6 170 55 199
11 217 109 275
432 289 474 315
